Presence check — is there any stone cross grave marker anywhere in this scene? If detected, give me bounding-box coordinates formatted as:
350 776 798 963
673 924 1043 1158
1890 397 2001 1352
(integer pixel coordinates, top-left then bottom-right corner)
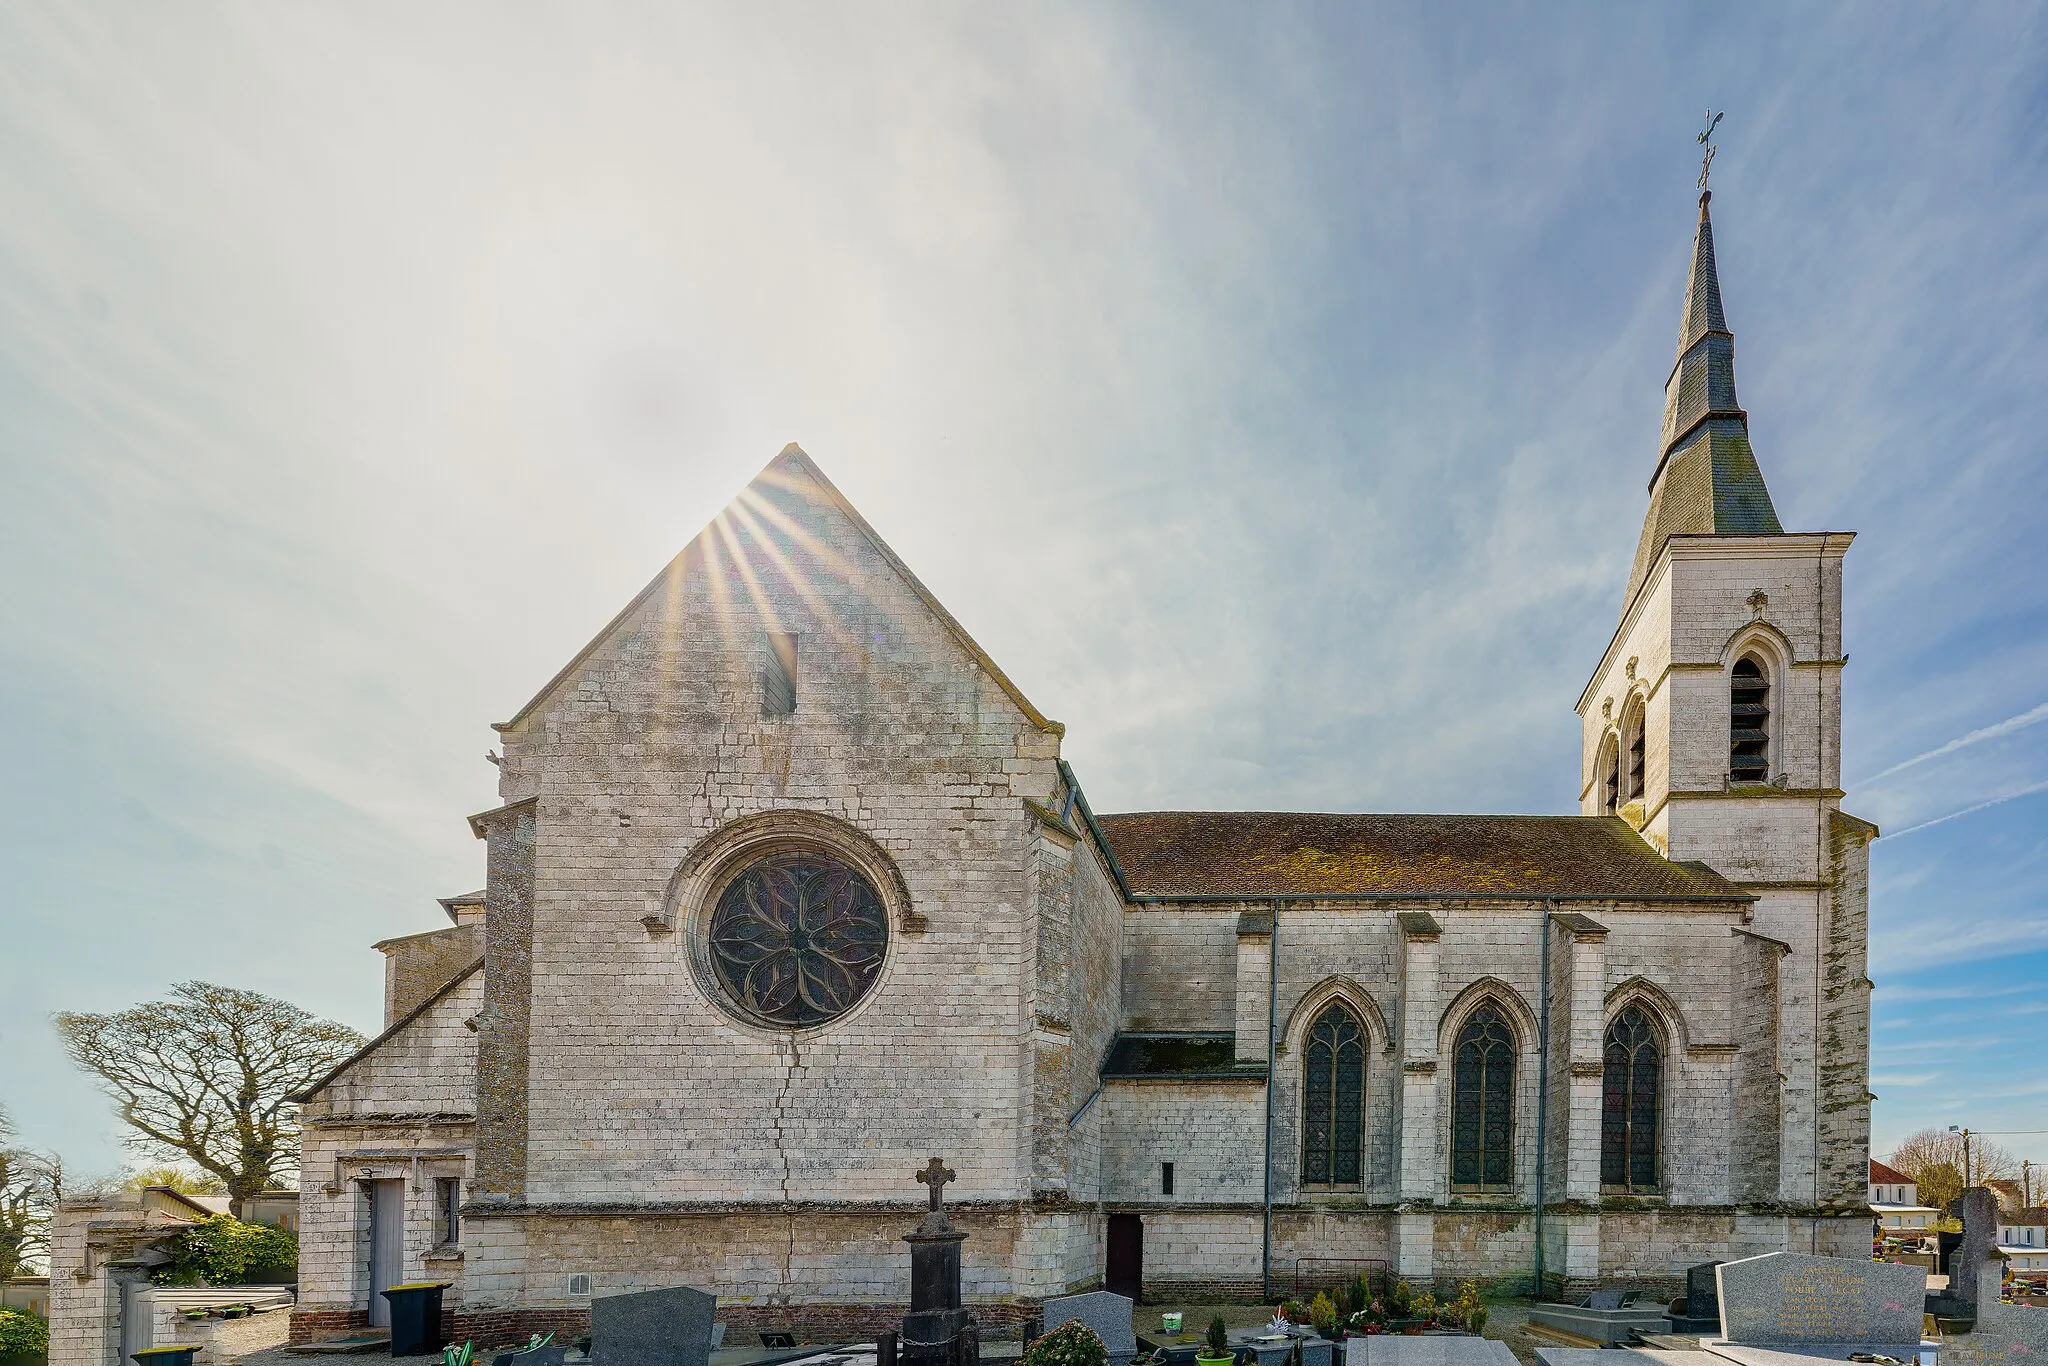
590 1285 718 1366
1954 1188 2006 1317
915 1157 956 1232
1042 1291 1136 1360
1714 1251 1924 1347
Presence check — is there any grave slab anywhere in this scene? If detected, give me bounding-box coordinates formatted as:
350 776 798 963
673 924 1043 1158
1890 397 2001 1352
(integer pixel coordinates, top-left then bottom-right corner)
1527 1302 1670 1345
1535 1349 1728 1366
590 1286 719 1366
1715 1252 1925 1348
1700 1343 1935 1366
1356 1337 1518 1366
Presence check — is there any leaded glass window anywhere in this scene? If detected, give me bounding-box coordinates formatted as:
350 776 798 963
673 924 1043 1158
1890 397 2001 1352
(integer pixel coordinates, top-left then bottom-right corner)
1301 1004 1366 1185
707 850 888 1027
1601 1006 1661 1191
1450 1003 1515 1190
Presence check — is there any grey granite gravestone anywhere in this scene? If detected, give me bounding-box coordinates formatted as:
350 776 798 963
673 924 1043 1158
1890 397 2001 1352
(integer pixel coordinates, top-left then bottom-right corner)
1714 1251 1924 1347
1953 1188 2006 1320
1665 1262 1726 1335
1299 1339 1335 1366
1535 1350 1727 1366
589 1285 717 1366
1041 1291 1136 1360
1357 1337 1518 1366
1940 1301 2048 1366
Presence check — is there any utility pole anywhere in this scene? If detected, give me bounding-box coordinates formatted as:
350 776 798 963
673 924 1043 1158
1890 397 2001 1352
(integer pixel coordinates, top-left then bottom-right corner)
2025 1159 2032 1211
1953 1125 1974 1189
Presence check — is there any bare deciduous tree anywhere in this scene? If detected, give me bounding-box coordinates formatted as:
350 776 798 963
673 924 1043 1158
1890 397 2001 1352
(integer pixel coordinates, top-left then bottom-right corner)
0 1104 59 1279
1889 1127 2017 1212
54 983 365 1214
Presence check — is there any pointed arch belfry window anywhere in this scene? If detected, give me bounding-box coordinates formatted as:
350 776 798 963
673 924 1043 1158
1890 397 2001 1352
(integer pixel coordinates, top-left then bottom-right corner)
1601 1006 1661 1191
1601 738 1621 816
1623 705 1647 802
1302 1003 1366 1185
1730 656 1770 783
1450 1003 1515 1190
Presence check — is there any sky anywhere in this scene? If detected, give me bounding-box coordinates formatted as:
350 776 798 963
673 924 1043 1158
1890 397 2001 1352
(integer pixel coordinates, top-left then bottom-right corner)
1 3 2045 1184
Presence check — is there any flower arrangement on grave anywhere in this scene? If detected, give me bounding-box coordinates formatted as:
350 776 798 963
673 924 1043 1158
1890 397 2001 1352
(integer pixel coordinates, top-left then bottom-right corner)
1411 1291 1444 1330
441 1342 475 1366
1388 1281 1413 1320
1022 1320 1109 1366
1199 1315 1234 1365
1308 1293 1339 1340
1450 1282 1486 1336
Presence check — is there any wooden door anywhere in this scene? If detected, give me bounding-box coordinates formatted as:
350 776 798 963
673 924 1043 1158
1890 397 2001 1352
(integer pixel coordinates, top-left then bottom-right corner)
1106 1213 1143 1304
366 1180 405 1329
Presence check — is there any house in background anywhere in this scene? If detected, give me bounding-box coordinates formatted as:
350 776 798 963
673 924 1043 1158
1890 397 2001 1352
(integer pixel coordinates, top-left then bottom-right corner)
1870 1159 1940 1233
2000 1212 2048 1272
2 1276 50 1317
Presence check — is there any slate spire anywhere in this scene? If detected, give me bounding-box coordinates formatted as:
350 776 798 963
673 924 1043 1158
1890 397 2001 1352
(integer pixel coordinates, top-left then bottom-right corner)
1622 191 1784 614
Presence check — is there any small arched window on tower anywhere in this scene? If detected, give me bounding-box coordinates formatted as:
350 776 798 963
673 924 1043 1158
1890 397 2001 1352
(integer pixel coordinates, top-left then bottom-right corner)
1301 1003 1367 1186
1730 657 1770 783
1600 1006 1661 1192
1600 738 1621 816
1450 1003 1516 1191
1622 706 1646 804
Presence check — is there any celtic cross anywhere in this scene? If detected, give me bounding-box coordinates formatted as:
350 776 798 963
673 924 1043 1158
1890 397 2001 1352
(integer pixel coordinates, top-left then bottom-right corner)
915 1156 955 1214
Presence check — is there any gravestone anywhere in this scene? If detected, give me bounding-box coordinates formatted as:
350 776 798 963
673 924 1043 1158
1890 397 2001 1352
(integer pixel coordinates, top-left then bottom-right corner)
899 1157 977 1366
1665 1262 1725 1334
1940 1301 2048 1366
1953 1188 2006 1319
1041 1292 1135 1363
1535 1351 1727 1366
1356 1338 1517 1366
1299 1340 1334 1366
1713 1251 1924 1351
589 1286 718 1366
1587 1290 1626 1311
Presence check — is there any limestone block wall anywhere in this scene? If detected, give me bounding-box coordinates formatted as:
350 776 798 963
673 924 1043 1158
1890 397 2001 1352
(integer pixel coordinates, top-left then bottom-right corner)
1100 1081 1266 1204
378 925 485 1028
483 451 1064 1214
303 971 483 1122
292 1125 473 1331
1120 910 1235 1032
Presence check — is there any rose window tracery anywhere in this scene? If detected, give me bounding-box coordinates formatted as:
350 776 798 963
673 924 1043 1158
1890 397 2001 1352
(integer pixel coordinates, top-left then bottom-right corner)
706 850 889 1027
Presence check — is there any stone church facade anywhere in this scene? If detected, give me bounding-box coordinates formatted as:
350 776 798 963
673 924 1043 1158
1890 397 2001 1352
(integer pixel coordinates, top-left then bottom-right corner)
290 191 1873 1344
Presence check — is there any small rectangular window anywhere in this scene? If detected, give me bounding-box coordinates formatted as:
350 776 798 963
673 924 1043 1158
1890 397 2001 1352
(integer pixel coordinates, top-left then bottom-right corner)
1161 1162 1174 1196
436 1177 461 1247
762 633 798 716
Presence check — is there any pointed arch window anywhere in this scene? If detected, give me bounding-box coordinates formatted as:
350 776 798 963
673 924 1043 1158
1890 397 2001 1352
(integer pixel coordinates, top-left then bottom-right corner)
1450 1003 1515 1191
1601 738 1620 816
1601 1006 1661 1192
1302 1003 1367 1186
1730 657 1770 783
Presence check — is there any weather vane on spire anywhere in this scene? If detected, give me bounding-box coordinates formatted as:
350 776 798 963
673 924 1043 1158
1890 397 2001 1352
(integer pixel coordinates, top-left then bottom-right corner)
1697 110 1724 193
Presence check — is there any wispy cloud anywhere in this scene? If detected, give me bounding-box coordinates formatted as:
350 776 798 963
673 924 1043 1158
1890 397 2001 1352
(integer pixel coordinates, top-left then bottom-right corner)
1872 1073 1940 1088
1884 780 2048 841
1856 702 2048 789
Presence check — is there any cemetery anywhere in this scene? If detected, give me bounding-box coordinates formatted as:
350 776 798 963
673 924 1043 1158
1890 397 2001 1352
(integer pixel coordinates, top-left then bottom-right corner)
236 1177 2048 1366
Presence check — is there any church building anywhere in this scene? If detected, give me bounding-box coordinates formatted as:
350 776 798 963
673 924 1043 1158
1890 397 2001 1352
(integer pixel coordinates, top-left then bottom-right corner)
288 191 1875 1344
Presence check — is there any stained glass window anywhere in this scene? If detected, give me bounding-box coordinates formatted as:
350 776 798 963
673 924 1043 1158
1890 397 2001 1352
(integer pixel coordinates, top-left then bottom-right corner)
708 851 888 1027
1302 1004 1366 1185
1450 1003 1515 1190
1601 1006 1661 1191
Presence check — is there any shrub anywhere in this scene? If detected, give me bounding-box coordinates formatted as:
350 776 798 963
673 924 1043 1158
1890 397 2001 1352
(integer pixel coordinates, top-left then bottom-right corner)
0 1309 49 1356
1450 1281 1487 1335
1389 1281 1413 1318
1204 1316 1231 1359
151 1214 298 1286
1024 1321 1108 1366
1308 1293 1338 1338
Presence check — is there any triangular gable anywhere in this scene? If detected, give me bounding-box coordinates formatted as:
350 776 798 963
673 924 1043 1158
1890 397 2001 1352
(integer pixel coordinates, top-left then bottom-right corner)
495 444 1061 737
291 958 483 1103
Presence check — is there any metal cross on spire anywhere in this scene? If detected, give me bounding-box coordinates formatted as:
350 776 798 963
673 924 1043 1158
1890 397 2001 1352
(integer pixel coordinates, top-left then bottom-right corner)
915 1156 955 1214
1697 110 1724 193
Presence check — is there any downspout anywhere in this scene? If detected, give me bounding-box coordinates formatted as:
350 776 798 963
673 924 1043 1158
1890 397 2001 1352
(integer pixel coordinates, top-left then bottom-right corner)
1532 897 1553 1300
1263 897 1280 1303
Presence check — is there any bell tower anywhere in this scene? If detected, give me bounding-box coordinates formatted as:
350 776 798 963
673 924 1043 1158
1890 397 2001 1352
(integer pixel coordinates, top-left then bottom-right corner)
1576 188 1875 1227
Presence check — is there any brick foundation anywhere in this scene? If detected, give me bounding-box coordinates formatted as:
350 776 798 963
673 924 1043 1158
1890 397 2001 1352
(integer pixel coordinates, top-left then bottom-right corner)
433 1302 1042 1351
288 1309 369 1344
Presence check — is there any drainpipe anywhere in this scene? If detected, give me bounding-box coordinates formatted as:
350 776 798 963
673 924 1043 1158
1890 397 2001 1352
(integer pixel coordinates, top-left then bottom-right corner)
1532 898 1553 1300
1262 897 1280 1303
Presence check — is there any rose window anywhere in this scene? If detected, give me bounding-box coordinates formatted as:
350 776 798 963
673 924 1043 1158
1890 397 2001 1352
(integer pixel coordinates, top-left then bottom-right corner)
706 851 889 1027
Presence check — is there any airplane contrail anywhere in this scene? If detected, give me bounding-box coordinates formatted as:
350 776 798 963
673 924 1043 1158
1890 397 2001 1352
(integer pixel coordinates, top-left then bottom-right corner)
1856 700 2048 787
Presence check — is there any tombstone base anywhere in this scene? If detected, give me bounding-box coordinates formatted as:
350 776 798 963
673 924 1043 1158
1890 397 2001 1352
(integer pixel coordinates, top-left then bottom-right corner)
900 1309 976 1366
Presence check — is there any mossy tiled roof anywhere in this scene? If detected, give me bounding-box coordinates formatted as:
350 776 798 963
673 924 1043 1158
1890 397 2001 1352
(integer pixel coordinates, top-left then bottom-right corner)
1094 811 1743 900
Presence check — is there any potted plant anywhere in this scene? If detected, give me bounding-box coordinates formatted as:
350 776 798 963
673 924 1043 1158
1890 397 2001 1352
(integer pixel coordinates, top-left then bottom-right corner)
1308 1295 1338 1342
1196 1316 1234 1366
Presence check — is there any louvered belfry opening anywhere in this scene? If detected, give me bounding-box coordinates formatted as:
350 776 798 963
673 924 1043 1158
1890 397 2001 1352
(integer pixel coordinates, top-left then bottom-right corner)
1625 712 1646 801
1730 656 1770 782
1302 1004 1366 1186
1602 743 1620 815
